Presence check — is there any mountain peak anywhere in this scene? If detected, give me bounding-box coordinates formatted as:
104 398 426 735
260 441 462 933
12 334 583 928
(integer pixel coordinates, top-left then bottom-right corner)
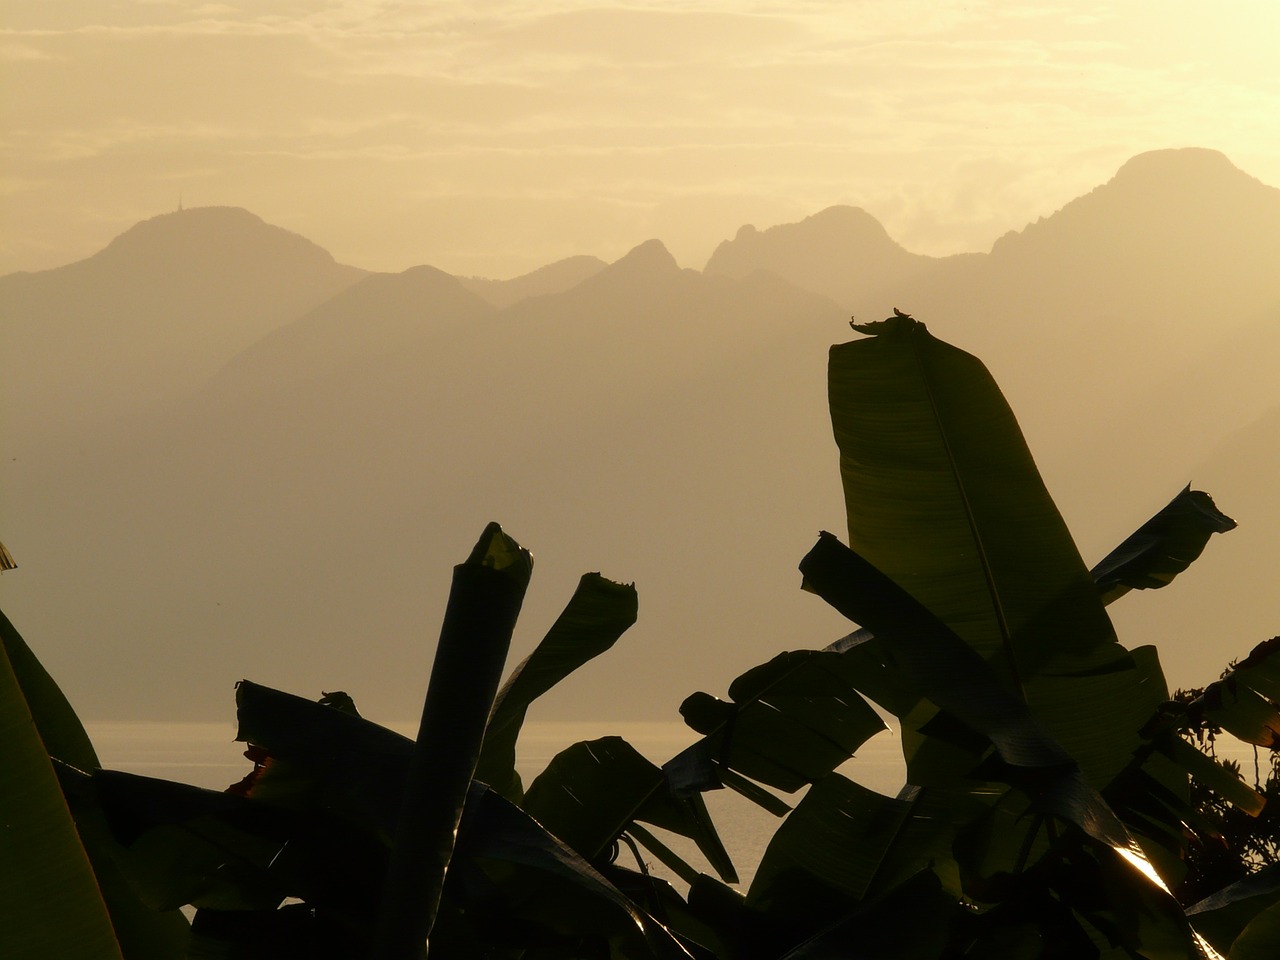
989 147 1280 265
599 239 680 279
704 205 928 306
90 205 345 275
617 238 679 269
1111 147 1240 186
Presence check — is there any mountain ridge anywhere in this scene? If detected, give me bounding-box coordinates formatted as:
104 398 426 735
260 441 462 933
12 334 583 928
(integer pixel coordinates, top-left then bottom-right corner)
3 147 1278 723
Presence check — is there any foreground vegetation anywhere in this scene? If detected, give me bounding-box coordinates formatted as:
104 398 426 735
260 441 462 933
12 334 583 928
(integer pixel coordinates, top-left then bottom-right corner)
3 313 1279 958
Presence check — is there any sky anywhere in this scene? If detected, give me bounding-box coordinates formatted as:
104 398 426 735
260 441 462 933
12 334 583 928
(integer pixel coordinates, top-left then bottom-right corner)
3 1 1279 279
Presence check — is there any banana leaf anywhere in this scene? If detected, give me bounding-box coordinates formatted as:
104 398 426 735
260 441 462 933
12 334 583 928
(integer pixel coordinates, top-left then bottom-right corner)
1187 864 1280 954
81 768 298 912
1186 636 1280 749
372 521 530 960
669 647 886 800
828 317 1171 798
444 782 695 960
523 736 738 884
1092 486 1237 605
0 620 125 959
795 526 1223 943
233 680 413 835
832 315 1116 684
775 868 956 960
2 607 190 959
182 905 348 960
475 572 638 802
746 774 909 925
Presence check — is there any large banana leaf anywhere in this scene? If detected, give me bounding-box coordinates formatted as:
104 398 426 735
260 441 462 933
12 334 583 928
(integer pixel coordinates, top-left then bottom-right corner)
745 774 914 927
831 315 1117 683
448 782 696 960
233 680 413 835
1187 864 1280 957
1092 486 1237 605
776 868 956 960
2 607 190 959
372 521 530 960
826 318 1218 804
76 762 693 959
797 517 1221 955
0 613 126 960
1186 636 1280 749
475 572 638 802
668 647 887 802
523 736 738 884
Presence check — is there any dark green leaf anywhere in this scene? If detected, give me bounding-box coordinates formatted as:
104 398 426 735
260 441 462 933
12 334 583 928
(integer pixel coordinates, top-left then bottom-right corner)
670 647 887 796
91 770 292 912
829 316 1115 684
446 782 694 960
1202 681 1280 750
777 868 955 960
1092 486 1237 605
523 736 737 884
3 607 191 957
185 905 350 960
1227 900 1280 960
234 680 413 835
476 572 638 801
747 774 910 927
1155 736 1265 817
0 623 125 958
1185 637 1280 749
372 522 529 960
1187 863 1280 955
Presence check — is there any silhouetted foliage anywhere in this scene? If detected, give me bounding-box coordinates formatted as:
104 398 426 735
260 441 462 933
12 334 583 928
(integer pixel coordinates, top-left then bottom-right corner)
3 312 1278 958
1172 664 1280 906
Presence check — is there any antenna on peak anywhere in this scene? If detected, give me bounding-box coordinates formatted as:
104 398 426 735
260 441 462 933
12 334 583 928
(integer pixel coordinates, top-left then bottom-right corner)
178 191 184 212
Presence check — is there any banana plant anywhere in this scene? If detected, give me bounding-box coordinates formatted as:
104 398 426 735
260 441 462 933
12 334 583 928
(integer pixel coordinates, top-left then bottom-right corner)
679 313 1269 959
47 525 705 959
5 310 1278 960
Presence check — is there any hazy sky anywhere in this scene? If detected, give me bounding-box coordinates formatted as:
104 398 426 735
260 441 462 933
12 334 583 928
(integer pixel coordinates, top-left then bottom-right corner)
4 1 1279 278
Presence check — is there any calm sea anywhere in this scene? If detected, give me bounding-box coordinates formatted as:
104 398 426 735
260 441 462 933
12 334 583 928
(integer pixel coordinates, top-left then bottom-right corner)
82 719 1271 890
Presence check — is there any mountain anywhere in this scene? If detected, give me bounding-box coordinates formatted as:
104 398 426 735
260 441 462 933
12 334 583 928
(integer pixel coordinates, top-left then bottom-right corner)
705 149 1280 559
3 150 1278 723
3 235 851 721
0 206 367 445
703 204 956 306
458 255 607 308
700 150 1280 689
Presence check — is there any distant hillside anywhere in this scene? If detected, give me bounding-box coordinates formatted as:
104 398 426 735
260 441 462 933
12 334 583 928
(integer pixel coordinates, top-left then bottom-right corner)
704 204 953 306
0 206 367 443
705 150 1280 555
3 151 1278 723
458 255 606 308
4 237 849 720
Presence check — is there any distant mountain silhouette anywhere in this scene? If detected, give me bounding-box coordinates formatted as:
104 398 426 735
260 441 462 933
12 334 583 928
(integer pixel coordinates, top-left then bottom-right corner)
851 150 1280 518
4 151 1278 723
207 264 496 407
704 205 954 306
4 236 848 720
0 206 366 442
458 255 606 308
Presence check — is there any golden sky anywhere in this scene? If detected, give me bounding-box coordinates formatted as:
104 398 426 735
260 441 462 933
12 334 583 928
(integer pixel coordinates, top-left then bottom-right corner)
4 1 1279 278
